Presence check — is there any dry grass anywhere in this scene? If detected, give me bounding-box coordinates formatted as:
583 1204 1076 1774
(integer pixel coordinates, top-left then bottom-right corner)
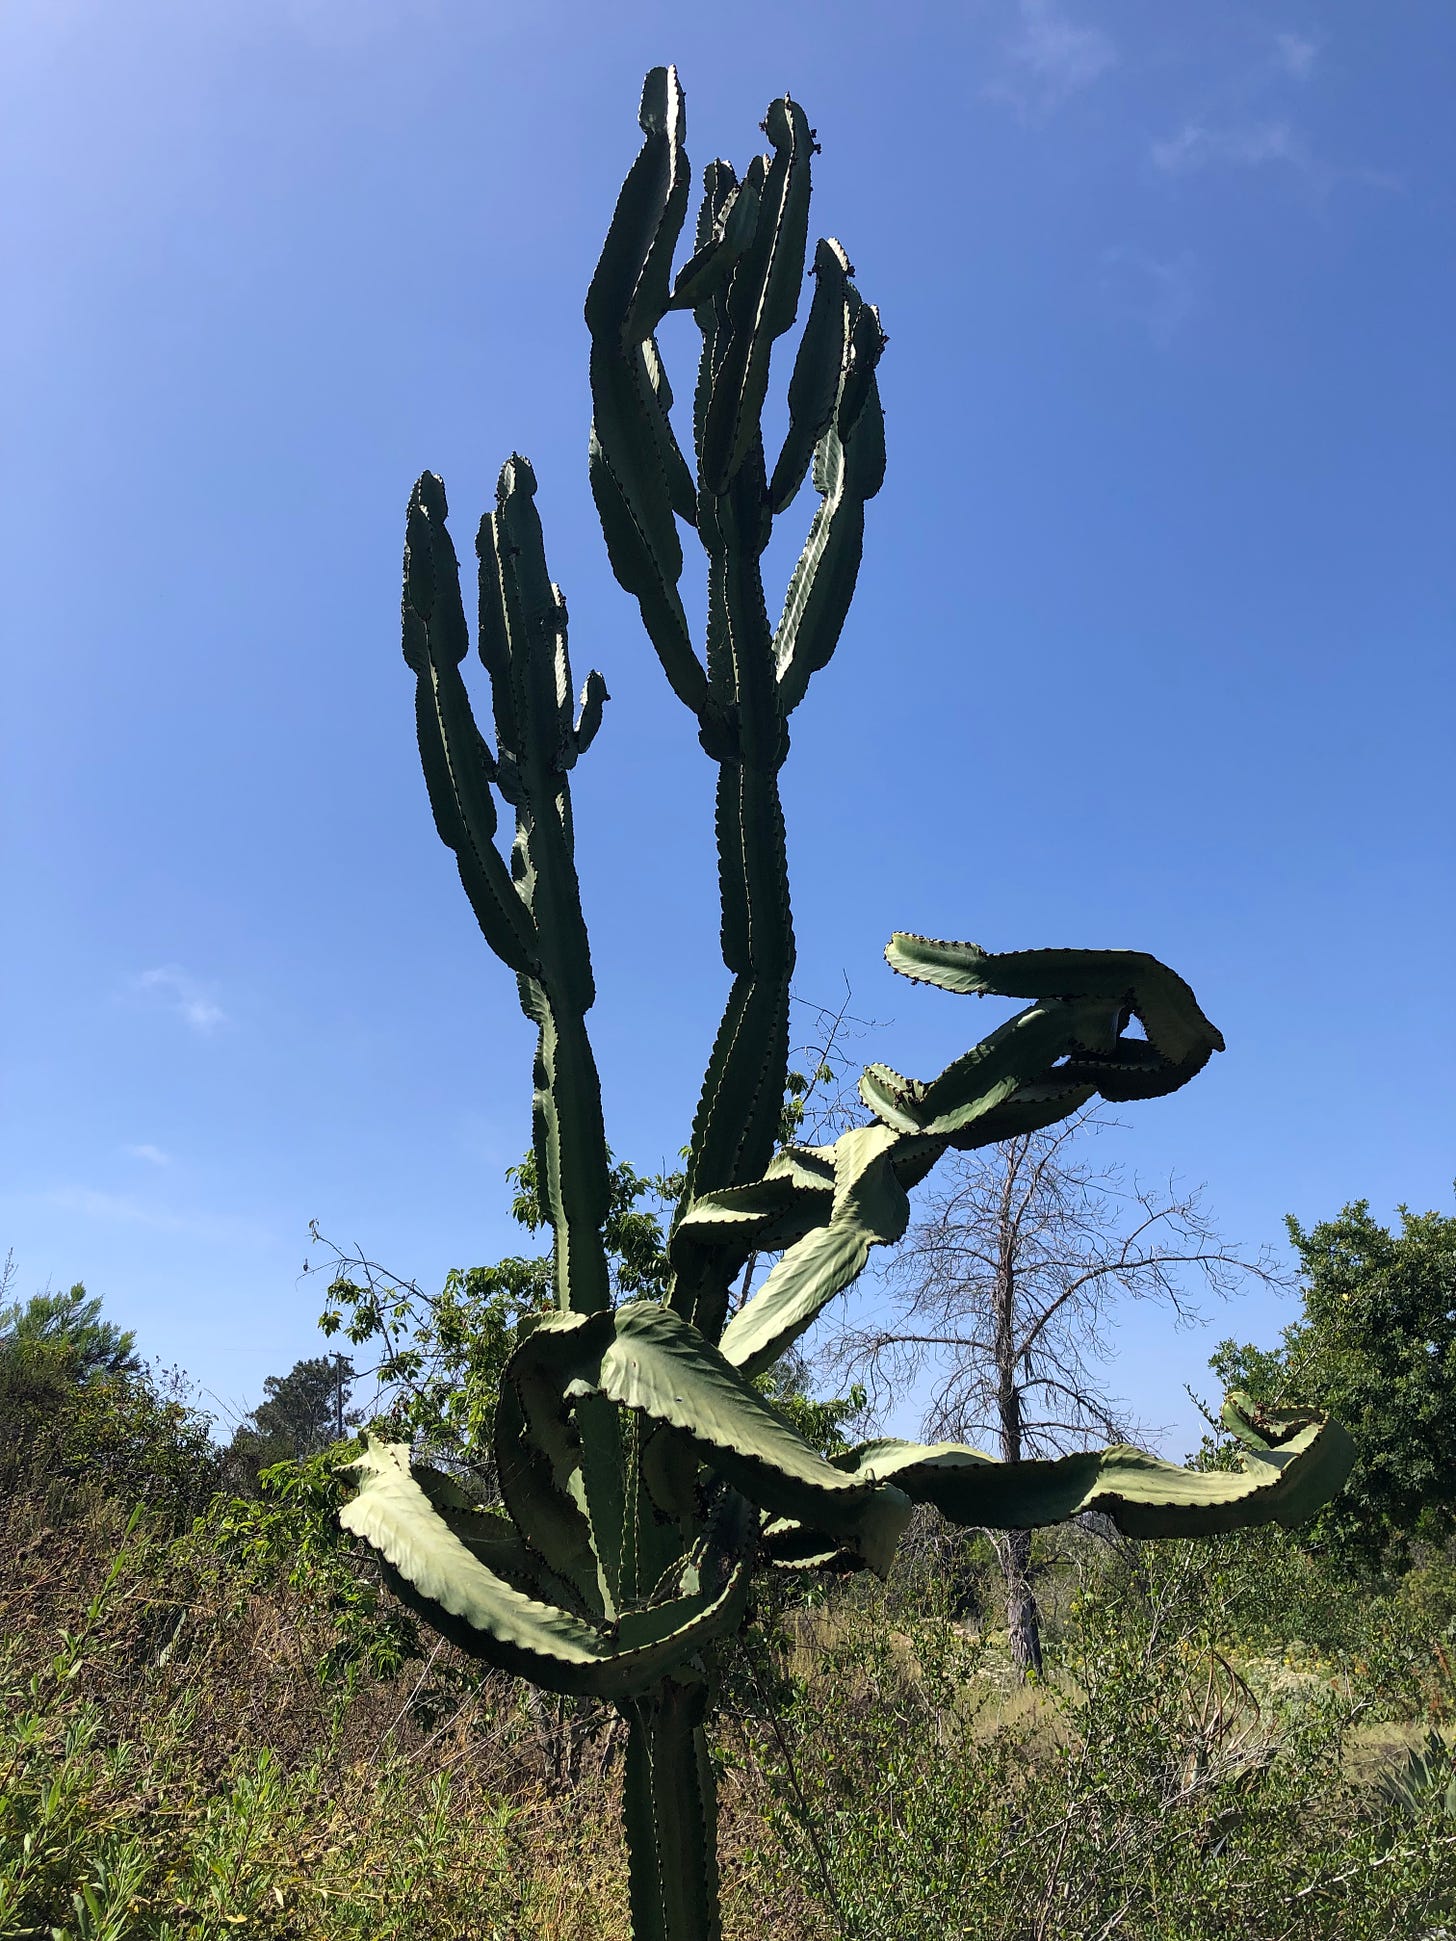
0 1486 822 1939
5 1488 1455 1939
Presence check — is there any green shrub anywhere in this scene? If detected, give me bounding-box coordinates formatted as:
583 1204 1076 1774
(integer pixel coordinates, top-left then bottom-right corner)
755 1544 1456 1941
0 1349 220 1529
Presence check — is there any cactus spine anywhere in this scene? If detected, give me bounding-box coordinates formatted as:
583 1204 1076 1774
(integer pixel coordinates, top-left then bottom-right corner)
345 68 1355 1941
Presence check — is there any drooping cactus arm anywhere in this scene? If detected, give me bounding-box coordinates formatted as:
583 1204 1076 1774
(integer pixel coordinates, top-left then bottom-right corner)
351 1308 1355 1659
715 1127 924 1381
661 1150 843 1365
835 1405 1357 1537
342 1441 756 1699
407 1458 599 1617
857 998 1121 1139
668 1159 835 1296
490 1355 611 1615
710 945 1230 1378
884 937 1227 1089
760 1411 1357 1569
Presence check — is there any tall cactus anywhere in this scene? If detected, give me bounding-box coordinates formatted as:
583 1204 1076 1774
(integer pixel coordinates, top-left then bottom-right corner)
343 68 1355 1941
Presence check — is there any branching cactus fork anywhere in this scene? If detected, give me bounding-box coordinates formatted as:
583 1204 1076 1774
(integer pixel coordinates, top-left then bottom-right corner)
343 67 1355 1941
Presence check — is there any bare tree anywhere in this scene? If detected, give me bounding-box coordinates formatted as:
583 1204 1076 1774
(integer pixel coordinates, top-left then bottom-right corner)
827 1107 1286 1680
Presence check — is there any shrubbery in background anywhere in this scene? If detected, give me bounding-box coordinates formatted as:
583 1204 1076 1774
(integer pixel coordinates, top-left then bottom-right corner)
0 1267 140 1379
0 1268 218 1528
221 1353 359 1493
1213 1199 1456 1576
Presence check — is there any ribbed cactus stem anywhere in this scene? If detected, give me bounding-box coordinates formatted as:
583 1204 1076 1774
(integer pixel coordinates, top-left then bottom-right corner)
684 465 795 1222
474 458 613 1315
619 1679 721 1941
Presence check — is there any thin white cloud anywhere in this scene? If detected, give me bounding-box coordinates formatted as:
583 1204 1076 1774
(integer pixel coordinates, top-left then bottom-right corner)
124 1143 171 1167
1150 118 1397 199
1150 30 1396 200
1100 247 1200 348
986 0 1116 119
134 966 230 1035
43 1186 188 1231
21 1185 270 1249
1151 118 1307 176
1274 32 1320 81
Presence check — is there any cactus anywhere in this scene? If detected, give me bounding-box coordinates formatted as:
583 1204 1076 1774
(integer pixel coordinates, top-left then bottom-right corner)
344 67 1356 1941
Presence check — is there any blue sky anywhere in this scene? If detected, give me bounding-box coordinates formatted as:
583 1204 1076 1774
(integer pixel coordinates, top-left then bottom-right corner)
4 1 1452 1452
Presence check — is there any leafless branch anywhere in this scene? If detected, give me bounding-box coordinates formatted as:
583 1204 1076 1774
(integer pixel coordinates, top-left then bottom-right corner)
826 1105 1287 1463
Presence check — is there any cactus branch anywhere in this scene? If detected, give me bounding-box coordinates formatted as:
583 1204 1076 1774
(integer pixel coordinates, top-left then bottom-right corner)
587 65 706 714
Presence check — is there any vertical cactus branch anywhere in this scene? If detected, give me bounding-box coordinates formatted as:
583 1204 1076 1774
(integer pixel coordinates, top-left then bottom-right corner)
347 65 1356 1941
586 72 890 1348
404 458 635 1615
474 460 611 1319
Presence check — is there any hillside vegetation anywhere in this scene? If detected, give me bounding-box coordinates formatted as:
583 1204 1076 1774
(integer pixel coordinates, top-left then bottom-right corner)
3 1293 1456 1941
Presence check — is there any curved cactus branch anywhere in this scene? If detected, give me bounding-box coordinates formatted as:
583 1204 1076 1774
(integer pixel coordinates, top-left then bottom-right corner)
845 1409 1353 1537
718 1124 917 1378
713 943 1224 1380
884 937 1226 1094
506 1301 912 1576
342 1440 755 1700
346 1332 1356 1660
761 1406 1357 1567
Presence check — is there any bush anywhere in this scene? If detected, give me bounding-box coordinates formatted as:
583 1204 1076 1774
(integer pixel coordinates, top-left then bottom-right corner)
0 1344 220 1530
753 1537 1456 1940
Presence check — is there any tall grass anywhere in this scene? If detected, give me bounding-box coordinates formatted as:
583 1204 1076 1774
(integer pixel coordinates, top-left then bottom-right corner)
3 1480 1455 1938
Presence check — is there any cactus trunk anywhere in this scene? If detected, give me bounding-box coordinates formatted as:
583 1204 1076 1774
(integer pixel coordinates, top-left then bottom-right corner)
619 1678 721 1941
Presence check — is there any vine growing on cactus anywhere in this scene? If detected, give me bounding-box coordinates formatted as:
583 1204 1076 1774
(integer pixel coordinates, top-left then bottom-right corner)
341 66 1355 1941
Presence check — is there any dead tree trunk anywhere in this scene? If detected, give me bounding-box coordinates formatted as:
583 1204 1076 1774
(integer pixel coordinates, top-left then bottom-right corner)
992 1174 1044 1681
1001 1524 1043 1680
824 1111 1286 1687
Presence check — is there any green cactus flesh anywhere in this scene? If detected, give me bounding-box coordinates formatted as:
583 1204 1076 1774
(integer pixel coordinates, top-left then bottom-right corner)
352 63 1356 1941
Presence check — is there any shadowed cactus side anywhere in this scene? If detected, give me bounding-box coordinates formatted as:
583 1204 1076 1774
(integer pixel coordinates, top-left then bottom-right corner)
343 66 1356 1941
